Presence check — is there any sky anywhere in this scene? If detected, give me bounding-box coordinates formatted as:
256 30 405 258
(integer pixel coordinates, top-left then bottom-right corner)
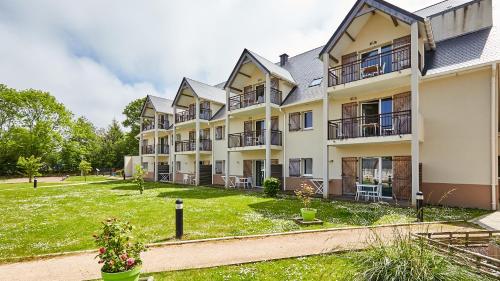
0 0 439 128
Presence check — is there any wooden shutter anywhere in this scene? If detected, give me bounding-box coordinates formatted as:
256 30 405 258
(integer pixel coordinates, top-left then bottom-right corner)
342 102 358 138
342 157 358 195
393 156 412 201
393 35 411 70
271 117 279 130
289 112 301 131
341 52 359 83
243 160 253 178
271 78 279 90
289 159 301 177
393 92 411 134
271 117 280 145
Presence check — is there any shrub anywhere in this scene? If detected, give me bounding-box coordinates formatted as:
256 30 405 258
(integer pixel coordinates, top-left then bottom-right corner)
17 155 43 183
295 182 315 209
78 160 92 181
133 165 146 194
354 230 462 281
94 218 146 273
263 177 281 197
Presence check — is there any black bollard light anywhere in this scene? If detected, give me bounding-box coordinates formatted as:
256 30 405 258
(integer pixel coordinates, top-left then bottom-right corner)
175 199 183 239
123 172 126 180
416 191 424 222
33 176 37 189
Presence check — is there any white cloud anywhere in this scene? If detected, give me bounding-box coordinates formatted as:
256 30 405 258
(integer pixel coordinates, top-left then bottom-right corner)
0 0 438 127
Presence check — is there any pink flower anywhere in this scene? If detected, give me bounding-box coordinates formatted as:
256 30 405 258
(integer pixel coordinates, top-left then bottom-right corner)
99 247 106 254
120 254 128 261
126 258 135 267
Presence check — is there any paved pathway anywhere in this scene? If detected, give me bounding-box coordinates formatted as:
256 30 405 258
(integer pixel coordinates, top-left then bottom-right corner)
0 222 479 281
471 211 500 230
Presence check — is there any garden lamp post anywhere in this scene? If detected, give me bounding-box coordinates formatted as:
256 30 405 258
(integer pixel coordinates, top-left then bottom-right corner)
416 191 424 222
33 176 37 189
175 199 183 239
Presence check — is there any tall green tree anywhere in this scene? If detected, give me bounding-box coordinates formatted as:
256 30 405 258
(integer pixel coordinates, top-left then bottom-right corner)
60 117 99 172
121 97 145 157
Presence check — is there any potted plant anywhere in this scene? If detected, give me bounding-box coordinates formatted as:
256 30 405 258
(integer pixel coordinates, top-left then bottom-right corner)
295 183 317 221
94 218 146 281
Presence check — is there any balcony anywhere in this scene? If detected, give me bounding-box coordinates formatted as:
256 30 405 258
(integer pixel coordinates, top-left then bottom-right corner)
157 121 170 129
142 123 155 131
327 110 411 144
175 109 212 123
228 88 282 111
157 144 169 154
328 45 411 87
228 130 282 149
141 145 154 154
141 121 169 131
175 139 212 152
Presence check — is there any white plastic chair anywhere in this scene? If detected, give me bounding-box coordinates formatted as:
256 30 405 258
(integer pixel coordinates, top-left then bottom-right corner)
183 174 190 184
355 182 366 201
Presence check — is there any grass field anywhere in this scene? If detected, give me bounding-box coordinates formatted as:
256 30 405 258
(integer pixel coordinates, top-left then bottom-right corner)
151 252 487 281
0 180 490 261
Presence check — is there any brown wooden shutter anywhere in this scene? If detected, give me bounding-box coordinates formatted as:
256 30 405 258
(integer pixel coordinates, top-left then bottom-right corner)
289 159 301 177
243 160 253 178
289 112 301 131
393 156 412 201
341 52 359 83
244 121 252 146
271 78 279 90
189 131 195 141
393 35 411 71
271 117 279 130
342 157 358 195
393 92 411 134
342 102 358 138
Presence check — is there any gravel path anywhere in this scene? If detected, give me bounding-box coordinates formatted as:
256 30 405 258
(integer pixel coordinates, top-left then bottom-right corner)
0 222 479 281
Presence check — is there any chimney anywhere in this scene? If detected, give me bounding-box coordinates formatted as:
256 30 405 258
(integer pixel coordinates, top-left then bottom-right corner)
279 53 289 66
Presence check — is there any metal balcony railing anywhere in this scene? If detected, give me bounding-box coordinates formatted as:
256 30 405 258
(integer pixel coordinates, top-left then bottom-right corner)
175 139 212 152
328 45 411 87
228 130 282 148
327 110 411 140
141 145 154 154
157 145 169 154
175 109 212 123
228 87 282 111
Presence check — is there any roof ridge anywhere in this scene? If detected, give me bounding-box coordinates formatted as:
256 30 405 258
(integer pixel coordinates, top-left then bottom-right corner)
413 0 452 13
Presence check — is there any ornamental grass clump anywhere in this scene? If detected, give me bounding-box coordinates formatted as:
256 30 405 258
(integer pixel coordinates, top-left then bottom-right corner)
354 230 462 281
94 218 146 273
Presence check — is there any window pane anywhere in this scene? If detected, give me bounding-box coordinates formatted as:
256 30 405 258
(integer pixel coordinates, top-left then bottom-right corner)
303 158 313 175
381 157 393 197
361 158 379 184
304 112 313 128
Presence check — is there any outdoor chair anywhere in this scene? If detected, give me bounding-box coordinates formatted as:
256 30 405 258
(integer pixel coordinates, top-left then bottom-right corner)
355 182 366 201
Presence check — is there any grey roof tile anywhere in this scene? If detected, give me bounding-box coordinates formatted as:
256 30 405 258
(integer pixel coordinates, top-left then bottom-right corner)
247 50 296 84
414 0 477 17
210 105 226 121
185 78 226 104
148 95 174 114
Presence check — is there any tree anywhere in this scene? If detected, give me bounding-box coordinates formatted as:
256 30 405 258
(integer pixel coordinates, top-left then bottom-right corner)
79 160 92 181
133 164 146 194
121 97 146 157
61 117 99 172
17 155 43 183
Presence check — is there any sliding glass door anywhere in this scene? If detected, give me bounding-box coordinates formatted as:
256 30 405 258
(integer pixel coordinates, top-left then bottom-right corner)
360 157 393 198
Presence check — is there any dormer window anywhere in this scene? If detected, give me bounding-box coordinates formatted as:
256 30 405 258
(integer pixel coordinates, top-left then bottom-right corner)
309 78 322 87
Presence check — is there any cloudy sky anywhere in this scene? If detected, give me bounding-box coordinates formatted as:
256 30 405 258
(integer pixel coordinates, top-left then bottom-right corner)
0 0 438 128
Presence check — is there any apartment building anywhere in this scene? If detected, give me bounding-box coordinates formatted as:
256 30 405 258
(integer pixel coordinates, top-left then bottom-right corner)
125 0 499 210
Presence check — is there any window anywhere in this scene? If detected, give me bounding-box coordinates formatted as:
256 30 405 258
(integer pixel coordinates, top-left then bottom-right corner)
303 158 313 177
289 159 301 177
289 112 301 131
142 162 148 171
215 160 225 175
175 161 181 172
303 111 313 129
309 77 322 87
215 126 224 140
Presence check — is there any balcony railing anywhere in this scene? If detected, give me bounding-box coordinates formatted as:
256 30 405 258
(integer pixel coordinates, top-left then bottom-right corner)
141 145 154 154
141 121 169 131
175 109 212 123
327 110 411 140
328 45 411 87
157 144 169 154
228 87 282 111
175 139 212 152
157 121 169 129
228 130 282 148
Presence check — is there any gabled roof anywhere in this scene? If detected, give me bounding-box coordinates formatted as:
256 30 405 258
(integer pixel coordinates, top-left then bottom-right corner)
173 77 226 106
210 105 226 121
319 0 424 57
140 95 174 116
224 49 296 89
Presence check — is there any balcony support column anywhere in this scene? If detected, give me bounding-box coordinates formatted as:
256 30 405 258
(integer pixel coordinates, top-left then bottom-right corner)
265 73 272 180
225 88 231 187
139 117 143 170
195 97 200 186
172 106 177 183
491 63 498 210
410 21 420 205
322 53 330 199
154 111 158 182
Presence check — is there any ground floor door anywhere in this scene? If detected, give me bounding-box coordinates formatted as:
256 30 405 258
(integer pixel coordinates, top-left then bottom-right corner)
342 157 358 195
393 156 412 201
255 160 265 187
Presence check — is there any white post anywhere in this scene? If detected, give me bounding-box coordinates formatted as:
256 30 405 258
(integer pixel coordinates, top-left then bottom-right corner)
172 106 177 183
410 22 420 205
139 117 144 170
282 110 286 191
154 112 158 182
211 121 215 185
322 53 330 199
491 63 498 210
265 73 272 179
195 97 200 186
225 88 231 187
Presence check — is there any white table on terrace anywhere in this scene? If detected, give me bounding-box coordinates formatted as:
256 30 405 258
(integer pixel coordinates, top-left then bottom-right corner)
356 184 381 201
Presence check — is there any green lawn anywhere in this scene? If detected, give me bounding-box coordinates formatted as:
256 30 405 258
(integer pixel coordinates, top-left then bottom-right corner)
151 253 486 281
0 181 489 261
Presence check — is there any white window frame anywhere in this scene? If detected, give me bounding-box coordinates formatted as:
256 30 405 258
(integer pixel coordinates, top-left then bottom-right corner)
302 158 313 177
303 111 313 130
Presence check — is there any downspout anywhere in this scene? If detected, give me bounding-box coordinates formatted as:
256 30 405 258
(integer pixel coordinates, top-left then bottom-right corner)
492 63 498 210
